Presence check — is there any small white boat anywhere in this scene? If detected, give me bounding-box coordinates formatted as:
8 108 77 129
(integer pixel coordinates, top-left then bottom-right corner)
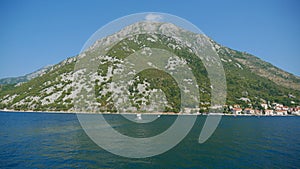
136 113 142 120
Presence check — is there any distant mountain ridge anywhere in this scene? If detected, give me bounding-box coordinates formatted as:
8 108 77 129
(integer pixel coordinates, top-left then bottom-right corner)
0 22 299 112
0 65 53 85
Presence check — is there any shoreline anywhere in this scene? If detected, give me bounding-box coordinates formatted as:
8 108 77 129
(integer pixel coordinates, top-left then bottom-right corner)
0 109 298 117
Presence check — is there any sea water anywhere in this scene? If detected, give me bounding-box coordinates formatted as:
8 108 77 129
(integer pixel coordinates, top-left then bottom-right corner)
0 112 299 168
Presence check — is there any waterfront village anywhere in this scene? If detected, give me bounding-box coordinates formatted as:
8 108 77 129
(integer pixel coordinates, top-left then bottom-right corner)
1 103 300 116
1 97 300 116
187 101 300 116
183 97 300 116
224 103 300 116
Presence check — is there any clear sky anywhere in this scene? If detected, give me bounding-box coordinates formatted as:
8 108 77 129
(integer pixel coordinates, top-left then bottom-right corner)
0 0 299 78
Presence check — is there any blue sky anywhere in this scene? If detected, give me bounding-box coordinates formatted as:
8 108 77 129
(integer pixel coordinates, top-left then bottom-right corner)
0 0 299 78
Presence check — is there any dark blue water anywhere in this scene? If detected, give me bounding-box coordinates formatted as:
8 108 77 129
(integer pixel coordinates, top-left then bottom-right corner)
0 112 299 169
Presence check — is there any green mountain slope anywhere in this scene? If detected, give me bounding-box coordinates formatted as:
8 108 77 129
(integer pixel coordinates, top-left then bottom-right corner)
0 22 299 112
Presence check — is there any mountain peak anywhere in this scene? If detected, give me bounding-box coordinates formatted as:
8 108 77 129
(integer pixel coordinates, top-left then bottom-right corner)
0 22 299 112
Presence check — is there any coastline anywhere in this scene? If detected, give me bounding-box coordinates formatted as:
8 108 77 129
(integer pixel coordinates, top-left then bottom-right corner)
0 109 298 117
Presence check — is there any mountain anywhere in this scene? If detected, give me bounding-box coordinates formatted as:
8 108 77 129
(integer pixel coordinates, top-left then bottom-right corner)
0 22 299 112
0 65 52 85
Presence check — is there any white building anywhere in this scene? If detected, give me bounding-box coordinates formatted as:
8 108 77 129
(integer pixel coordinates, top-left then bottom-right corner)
231 108 243 114
276 110 288 116
244 108 254 114
261 103 268 110
264 109 274 116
